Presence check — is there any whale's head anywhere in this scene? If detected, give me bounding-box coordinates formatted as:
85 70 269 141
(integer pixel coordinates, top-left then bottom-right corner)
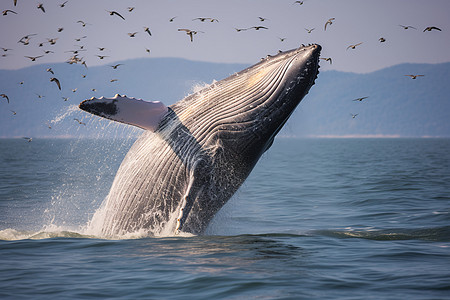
173 44 321 169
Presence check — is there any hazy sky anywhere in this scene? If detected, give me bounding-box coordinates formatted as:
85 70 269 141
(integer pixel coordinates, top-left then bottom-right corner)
1 0 449 73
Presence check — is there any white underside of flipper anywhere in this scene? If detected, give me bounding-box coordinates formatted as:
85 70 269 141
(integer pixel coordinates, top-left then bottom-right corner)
79 94 168 131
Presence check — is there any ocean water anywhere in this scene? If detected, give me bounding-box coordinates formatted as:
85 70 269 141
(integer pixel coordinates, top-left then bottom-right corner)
0 137 449 299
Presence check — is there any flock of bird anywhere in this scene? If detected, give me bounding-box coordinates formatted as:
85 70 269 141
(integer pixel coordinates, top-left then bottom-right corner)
0 1 444 139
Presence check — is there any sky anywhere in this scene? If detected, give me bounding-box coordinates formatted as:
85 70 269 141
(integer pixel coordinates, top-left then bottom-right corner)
0 0 449 73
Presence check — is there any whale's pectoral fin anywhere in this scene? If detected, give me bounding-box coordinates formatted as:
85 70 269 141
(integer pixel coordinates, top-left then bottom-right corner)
79 94 168 131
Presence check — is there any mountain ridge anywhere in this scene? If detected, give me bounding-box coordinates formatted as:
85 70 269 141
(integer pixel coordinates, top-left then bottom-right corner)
1 58 449 138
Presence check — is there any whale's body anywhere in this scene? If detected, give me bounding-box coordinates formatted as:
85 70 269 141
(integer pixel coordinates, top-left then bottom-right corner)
80 44 321 236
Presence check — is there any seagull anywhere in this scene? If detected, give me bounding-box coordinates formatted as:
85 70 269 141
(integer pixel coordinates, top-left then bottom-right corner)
404 74 424 79
352 96 369 102
1 93 10 103
128 32 138 38
59 1 68 8
1 47 13 52
305 28 315 33
11 110 17 115
2 9 18 15
35 93 45 99
57 27 64 32
37 3 45 13
23 137 33 142
324 18 335 31
193 17 218 22
25 55 44 61
399 25 416 30
50 77 61 90
18 34 37 42
47 38 58 45
248 26 268 30
107 10 125 20
293 1 304 4
72 88 77 93
110 64 123 69
258 17 269 22
234 28 248 32
127 7 135 12
110 79 118 82
144 27 152 36
77 20 89 27
423 26 441 32
74 118 86 125
46 68 54 74
278 37 287 42
320 57 332 64
379 37 386 43
178 29 204 42
169 16 177 22
346 42 363 50
96 55 108 59
145 48 151 53
14 0 17 6
46 122 52 129
62 97 69 101
351 113 358 119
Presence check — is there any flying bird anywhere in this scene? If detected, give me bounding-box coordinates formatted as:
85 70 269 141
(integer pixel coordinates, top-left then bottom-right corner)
399 25 416 30
352 96 369 102
351 113 359 119
346 42 363 50
320 57 332 64
169 16 177 22
128 32 138 38
404 74 424 79
2 9 18 15
57 27 64 32
72 88 77 93
96 55 108 59
1 93 10 103
110 64 123 69
110 79 118 82
23 137 32 142
62 97 69 101
59 1 68 8
305 28 315 33
25 55 44 61
248 26 268 30
46 67 54 74
37 3 45 13
107 10 125 20
258 17 269 22
379 37 386 43
74 118 86 125
127 7 135 12
193 17 218 22
1 47 13 52
423 26 441 32
14 0 17 6
11 110 17 115
293 1 304 4
50 77 61 90
144 27 152 36
278 37 286 42
35 93 45 99
324 18 335 31
178 29 203 42
77 20 89 27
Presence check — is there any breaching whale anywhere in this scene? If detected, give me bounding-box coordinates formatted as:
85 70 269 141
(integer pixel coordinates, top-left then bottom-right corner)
79 44 321 237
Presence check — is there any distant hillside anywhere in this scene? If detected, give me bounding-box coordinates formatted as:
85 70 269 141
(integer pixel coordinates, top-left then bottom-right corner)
0 58 449 138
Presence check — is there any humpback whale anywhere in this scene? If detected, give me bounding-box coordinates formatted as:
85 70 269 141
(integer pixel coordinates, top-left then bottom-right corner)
79 44 321 237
